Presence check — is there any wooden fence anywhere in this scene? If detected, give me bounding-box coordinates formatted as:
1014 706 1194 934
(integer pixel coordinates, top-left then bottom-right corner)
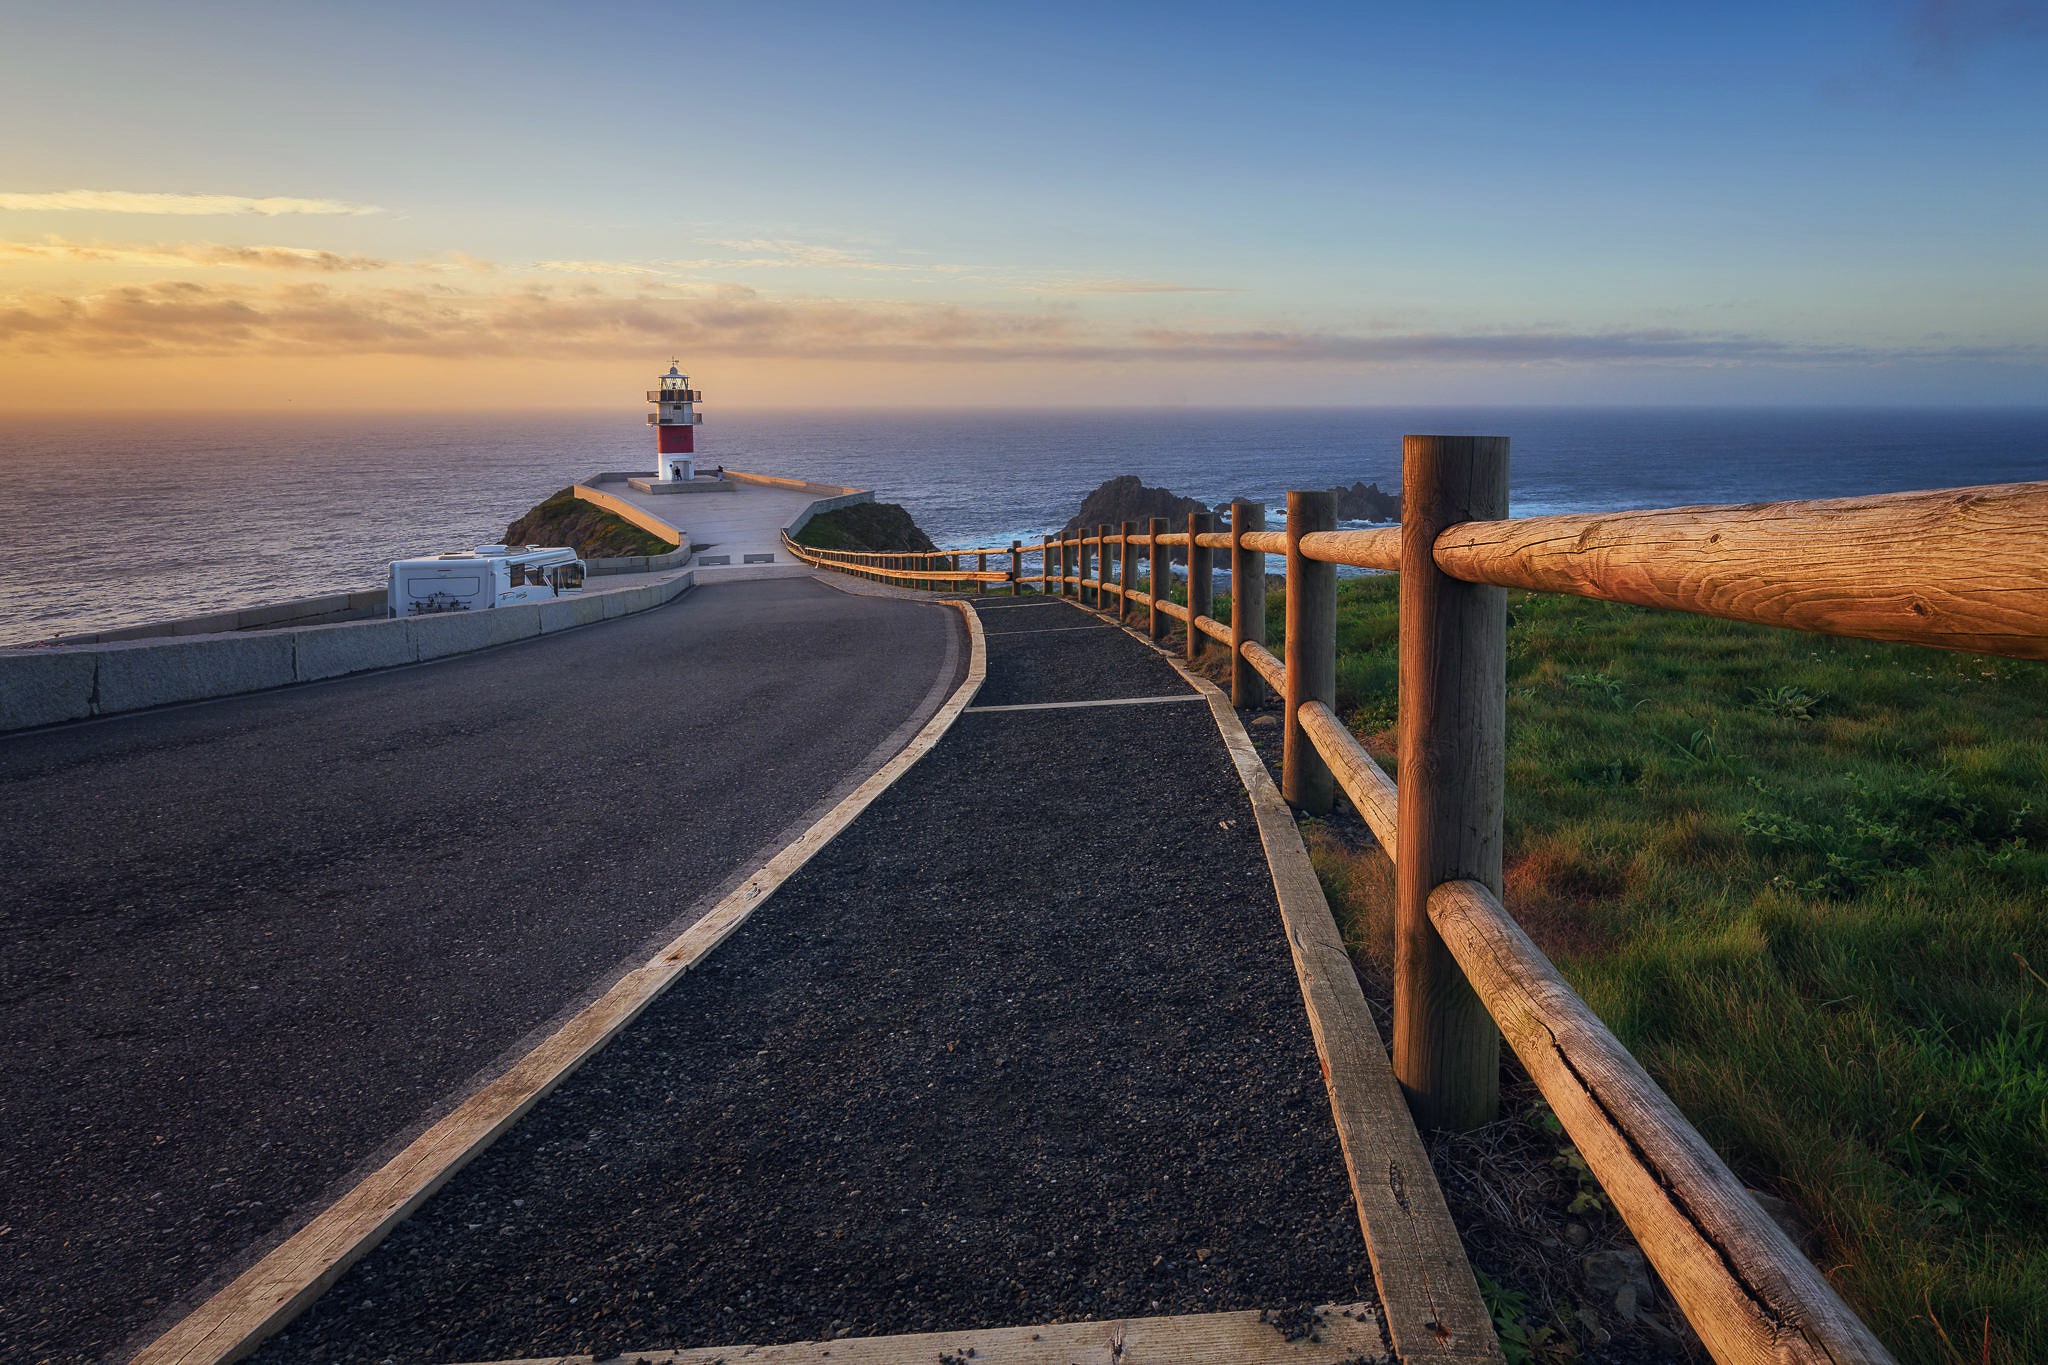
784 444 2048 1365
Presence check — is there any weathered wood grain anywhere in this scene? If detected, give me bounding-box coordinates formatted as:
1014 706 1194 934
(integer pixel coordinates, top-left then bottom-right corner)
1150 515 1171 640
1243 639 1286 692
1188 511 1216 662
1300 526 1401 572
1232 500 1270 709
1395 434 1507 1133
1298 700 1398 851
1431 481 2048 660
1284 490 1338 814
450 1300 1389 1365
1098 523 1114 610
1120 520 1140 624
1429 881 1896 1365
1241 529 1288 555
1193 613 1233 647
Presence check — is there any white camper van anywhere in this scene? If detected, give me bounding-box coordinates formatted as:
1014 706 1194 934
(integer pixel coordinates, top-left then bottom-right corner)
388 544 587 617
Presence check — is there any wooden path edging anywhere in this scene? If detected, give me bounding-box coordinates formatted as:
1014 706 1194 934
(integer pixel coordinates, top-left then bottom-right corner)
1057 599 1500 1363
130 600 988 1365
448 1300 1387 1364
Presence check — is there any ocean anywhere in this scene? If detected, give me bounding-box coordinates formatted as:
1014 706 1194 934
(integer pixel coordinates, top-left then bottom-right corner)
1 407 2044 646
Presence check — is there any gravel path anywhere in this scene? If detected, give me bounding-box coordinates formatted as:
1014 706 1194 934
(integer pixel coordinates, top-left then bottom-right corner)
259 599 1372 1363
0 578 960 1365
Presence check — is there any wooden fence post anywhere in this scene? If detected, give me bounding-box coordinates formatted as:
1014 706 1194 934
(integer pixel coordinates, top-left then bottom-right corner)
1230 501 1267 708
1148 516 1169 640
1396 433 1510 1133
1119 521 1138 624
1188 511 1214 662
1010 540 1023 596
1098 524 1113 613
1056 532 1070 597
1283 491 1337 813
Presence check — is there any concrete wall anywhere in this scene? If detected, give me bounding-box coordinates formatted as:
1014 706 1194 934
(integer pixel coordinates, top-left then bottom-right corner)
0 572 692 735
47 588 389 645
571 480 685 547
570 476 698 576
587 545 696 576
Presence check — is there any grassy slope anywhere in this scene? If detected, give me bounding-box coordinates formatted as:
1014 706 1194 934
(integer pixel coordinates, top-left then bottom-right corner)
1278 576 2046 1364
505 488 672 558
794 502 937 554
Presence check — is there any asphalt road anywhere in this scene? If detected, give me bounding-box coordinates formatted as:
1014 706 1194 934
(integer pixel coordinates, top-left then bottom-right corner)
0 576 962 1365
260 597 1371 1363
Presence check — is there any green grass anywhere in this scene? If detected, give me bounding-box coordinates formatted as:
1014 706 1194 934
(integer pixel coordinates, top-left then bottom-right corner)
794 502 937 554
1288 575 2047 1364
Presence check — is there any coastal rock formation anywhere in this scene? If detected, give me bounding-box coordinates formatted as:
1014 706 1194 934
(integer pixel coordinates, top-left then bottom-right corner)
794 502 937 554
505 488 673 558
1060 475 1210 539
1333 480 1401 522
1058 475 1400 560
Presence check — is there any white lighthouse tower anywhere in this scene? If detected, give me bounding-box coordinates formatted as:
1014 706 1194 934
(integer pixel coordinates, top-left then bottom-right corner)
648 362 703 482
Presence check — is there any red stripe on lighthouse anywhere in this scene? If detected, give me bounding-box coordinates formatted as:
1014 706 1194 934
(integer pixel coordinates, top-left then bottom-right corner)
657 425 695 454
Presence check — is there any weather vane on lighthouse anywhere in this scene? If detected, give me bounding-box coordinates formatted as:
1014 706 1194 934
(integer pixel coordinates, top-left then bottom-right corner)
647 360 703 482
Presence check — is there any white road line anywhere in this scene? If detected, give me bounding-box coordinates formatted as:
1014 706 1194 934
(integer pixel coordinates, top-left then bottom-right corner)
964 693 1204 714
132 605 992 1365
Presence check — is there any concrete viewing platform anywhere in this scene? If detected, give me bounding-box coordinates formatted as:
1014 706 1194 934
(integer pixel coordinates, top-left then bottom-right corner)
580 470 870 580
625 475 736 495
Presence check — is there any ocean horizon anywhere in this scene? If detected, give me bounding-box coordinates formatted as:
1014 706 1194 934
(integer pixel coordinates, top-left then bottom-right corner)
3 405 2044 646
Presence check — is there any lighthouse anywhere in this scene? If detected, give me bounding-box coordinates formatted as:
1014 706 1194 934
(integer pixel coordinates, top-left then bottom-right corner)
647 362 703 482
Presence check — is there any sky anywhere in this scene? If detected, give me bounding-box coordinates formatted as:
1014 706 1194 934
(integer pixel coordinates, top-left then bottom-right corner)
0 0 2043 411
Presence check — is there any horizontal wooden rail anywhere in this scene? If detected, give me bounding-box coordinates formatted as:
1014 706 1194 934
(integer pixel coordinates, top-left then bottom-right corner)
1297 701 1398 849
801 545 1018 561
781 538 1011 584
1297 687 1891 1363
776 456 2014 1365
1432 481 2048 660
1300 527 1401 572
1429 880 1895 1365
1242 639 1286 692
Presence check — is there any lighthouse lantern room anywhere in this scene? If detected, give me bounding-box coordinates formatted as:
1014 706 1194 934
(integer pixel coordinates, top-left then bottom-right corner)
647 362 703 481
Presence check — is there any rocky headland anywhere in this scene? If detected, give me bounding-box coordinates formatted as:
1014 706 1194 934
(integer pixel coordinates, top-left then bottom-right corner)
505 488 674 558
1060 474 1400 561
793 502 937 554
